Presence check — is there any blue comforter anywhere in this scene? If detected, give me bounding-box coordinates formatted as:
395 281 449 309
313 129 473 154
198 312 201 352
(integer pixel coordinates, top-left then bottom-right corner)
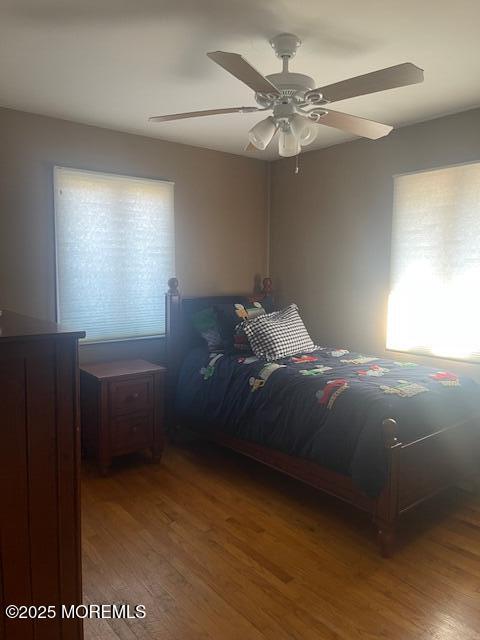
176 346 480 496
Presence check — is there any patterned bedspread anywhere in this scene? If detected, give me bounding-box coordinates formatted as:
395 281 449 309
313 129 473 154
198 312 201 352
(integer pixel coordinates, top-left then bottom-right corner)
175 346 480 496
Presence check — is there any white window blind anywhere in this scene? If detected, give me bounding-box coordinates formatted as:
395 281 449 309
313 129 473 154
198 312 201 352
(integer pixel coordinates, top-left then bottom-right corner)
387 161 480 362
54 167 174 343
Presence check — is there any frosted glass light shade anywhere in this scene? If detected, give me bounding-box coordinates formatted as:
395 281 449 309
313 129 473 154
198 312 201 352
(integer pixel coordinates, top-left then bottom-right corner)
299 122 317 145
278 128 301 157
248 116 276 150
290 114 318 146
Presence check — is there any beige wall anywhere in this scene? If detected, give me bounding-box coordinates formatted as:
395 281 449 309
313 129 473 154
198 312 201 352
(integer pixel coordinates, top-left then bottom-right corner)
0 107 269 363
270 107 480 379
2 104 479 374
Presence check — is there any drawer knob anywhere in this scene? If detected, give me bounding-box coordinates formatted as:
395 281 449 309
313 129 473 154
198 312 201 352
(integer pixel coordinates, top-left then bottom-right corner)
126 392 140 401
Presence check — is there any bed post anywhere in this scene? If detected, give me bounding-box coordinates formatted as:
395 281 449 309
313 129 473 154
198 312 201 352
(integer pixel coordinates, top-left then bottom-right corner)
252 277 272 298
262 277 273 296
252 277 274 309
165 277 182 434
374 418 402 557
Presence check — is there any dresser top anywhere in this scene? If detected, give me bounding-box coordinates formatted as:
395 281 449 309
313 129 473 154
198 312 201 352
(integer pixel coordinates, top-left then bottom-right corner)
0 310 85 342
80 359 165 380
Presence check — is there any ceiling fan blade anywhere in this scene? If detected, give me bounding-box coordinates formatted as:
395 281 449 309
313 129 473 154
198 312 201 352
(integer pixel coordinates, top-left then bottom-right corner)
207 51 280 96
310 109 393 139
307 63 424 103
149 106 260 123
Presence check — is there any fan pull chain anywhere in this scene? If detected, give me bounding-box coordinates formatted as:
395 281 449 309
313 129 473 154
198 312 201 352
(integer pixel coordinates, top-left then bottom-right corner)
295 154 300 175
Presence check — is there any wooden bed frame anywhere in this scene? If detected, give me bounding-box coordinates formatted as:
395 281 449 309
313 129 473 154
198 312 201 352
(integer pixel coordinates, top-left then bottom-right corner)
165 277 480 557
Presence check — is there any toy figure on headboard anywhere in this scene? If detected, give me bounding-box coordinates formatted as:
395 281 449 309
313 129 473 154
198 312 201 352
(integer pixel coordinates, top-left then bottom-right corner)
235 301 265 321
232 301 266 352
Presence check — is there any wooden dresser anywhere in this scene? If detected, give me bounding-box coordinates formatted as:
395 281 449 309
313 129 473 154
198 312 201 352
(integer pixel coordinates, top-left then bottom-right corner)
0 311 84 640
80 359 165 475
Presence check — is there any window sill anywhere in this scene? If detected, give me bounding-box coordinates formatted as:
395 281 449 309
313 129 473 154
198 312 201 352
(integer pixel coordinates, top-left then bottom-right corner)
386 347 480 366
80 334 165 347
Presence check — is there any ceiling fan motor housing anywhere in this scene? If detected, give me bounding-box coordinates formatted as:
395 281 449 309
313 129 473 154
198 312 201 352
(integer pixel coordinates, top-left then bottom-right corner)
255 71 316 107
267 71 315 95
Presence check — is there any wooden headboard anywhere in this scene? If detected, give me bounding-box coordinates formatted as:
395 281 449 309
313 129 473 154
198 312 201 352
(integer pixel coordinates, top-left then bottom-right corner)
164 276 273 428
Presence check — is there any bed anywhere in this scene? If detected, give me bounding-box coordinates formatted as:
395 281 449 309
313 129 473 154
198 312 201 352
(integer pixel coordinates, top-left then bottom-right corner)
165 277 480 556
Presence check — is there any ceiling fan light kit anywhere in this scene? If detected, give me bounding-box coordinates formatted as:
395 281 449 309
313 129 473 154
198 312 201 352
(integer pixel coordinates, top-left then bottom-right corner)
149 32 424 158
290 113 317 147
248 116 277 150
279 126 301 158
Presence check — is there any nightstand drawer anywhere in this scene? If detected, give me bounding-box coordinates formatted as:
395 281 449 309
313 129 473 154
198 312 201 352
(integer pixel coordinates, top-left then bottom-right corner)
110 376 152 416
111 412 153 454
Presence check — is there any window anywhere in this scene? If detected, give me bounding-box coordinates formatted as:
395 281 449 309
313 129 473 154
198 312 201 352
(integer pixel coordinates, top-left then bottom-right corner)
54 167 174 343
387 161 480 362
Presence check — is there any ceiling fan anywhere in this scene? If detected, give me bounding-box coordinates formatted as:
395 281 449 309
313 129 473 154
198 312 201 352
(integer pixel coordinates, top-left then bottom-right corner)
149 33 424 157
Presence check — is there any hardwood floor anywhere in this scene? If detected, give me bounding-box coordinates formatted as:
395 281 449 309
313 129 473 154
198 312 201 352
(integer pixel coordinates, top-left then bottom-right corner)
82 441 480 640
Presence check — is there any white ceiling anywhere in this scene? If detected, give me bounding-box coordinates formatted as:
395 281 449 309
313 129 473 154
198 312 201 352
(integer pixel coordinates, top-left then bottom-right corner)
1 0 479 160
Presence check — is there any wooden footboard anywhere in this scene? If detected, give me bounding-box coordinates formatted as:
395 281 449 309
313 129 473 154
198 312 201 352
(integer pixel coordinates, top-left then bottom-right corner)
398 421 479 512
375 416 480 556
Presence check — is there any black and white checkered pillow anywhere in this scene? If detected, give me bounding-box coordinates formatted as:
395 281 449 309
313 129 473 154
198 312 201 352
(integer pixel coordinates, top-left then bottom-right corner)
242 304 315 361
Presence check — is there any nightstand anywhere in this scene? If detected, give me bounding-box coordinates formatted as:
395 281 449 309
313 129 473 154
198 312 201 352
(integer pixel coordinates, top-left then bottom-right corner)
80 359 166 475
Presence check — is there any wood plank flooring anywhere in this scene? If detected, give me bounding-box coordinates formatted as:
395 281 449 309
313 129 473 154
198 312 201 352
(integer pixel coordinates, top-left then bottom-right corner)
82 441 480 640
